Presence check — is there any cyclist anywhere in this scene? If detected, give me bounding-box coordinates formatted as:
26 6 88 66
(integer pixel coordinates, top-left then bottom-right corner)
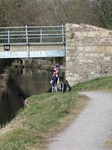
50 63 61 86
50 63 71 92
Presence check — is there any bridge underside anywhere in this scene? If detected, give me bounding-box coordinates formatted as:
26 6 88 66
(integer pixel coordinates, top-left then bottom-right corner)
0 45 65 58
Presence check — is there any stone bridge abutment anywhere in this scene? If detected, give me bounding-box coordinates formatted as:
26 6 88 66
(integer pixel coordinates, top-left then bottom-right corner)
66 24 112 86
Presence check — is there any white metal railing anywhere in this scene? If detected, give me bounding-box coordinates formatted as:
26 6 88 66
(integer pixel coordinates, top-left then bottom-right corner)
0 25 66 46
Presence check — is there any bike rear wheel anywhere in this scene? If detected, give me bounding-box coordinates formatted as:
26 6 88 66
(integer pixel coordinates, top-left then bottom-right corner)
57 81 64 92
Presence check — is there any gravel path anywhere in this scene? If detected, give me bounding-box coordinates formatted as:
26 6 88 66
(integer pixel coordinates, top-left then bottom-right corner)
47 92 112 150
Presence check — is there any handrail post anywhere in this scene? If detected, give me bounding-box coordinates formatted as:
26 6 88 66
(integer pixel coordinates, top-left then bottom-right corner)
8 30 10 44
40 29 42 44
26 25 30 57
62 25 66 55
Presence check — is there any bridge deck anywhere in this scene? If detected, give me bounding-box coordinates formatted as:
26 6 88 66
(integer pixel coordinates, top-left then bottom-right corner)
0 45 65 58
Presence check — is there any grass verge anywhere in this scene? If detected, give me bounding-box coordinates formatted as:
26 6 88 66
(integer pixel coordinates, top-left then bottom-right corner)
0 92 88 150
72 76 112 92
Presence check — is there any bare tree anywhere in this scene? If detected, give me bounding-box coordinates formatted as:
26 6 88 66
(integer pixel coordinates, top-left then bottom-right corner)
0 0 100 27
0 0 45 26
44 0 97 26
93 0 112 28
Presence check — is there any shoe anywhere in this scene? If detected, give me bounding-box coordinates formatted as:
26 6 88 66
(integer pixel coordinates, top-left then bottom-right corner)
50 80 53 84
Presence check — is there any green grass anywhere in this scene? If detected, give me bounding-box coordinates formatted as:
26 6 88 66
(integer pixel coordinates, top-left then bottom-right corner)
0 92 86 150
0 76 112 150
72 76 112 92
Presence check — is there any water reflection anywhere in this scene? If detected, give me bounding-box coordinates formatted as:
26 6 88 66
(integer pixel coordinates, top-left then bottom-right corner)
0 68 51 127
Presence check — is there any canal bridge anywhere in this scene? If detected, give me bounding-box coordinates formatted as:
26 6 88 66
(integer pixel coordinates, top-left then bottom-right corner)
0 25 65 58
1 23 112 87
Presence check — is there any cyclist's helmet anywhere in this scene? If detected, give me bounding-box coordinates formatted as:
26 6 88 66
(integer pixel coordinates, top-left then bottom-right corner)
56 63 60 67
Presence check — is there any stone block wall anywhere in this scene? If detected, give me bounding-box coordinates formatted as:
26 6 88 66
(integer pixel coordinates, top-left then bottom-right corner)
66 24 112 86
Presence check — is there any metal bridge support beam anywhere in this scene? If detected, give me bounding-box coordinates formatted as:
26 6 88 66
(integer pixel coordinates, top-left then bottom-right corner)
62 25 66 56
26 25 30 57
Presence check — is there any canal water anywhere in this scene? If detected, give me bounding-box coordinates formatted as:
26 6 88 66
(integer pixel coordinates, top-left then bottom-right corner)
0 67 51 127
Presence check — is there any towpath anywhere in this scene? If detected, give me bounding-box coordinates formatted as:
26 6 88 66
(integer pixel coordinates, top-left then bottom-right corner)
48 91 112 150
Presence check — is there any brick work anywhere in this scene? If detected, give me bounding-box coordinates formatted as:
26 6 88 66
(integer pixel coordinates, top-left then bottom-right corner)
66 24 112 86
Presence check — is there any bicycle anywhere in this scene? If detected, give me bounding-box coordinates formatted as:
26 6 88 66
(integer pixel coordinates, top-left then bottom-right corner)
51 71 65 92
